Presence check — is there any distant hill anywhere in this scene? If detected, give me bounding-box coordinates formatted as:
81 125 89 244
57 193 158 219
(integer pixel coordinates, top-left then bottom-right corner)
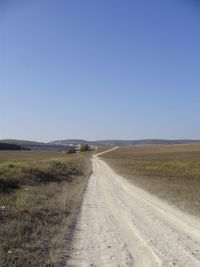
0 142 23 150
0 139 69 151
1 139 200 150
1 139 47 146
49 139 200 147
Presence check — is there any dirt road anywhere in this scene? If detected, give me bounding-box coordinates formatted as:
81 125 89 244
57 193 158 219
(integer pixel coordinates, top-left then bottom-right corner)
67 148 200 266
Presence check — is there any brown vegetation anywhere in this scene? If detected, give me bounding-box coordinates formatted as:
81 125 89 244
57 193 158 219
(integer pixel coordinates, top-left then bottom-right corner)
0 151 92 266
67 147 76 154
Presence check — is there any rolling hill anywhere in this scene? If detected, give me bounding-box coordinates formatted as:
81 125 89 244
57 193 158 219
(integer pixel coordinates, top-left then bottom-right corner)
0 139 69 151
49 139 200 147
1 139 200 150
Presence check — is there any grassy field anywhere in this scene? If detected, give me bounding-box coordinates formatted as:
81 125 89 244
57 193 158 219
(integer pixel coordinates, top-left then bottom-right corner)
101 143 200 217
0 150 93 267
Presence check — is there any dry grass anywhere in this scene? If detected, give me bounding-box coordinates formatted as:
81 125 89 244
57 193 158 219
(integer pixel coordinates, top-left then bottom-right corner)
0 150 92 267
0 150 68 162
101 143 200 217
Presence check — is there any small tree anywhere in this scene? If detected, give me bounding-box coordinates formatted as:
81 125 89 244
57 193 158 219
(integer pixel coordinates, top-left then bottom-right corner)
79 144 89 152
67 147 76 154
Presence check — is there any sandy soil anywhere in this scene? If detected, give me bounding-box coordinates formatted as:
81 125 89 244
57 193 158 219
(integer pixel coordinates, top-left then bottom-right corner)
66 148 200 266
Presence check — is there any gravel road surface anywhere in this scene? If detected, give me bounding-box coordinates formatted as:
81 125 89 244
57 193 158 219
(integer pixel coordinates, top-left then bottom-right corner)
67 148 200 267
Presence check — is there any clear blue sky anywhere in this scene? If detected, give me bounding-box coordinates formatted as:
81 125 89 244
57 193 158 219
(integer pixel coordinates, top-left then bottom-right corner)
0 0 200 141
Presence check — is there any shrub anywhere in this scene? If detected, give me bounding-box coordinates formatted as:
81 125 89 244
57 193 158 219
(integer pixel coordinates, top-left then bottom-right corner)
0 179 19 193
79 144 89 152
67 147 76 154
